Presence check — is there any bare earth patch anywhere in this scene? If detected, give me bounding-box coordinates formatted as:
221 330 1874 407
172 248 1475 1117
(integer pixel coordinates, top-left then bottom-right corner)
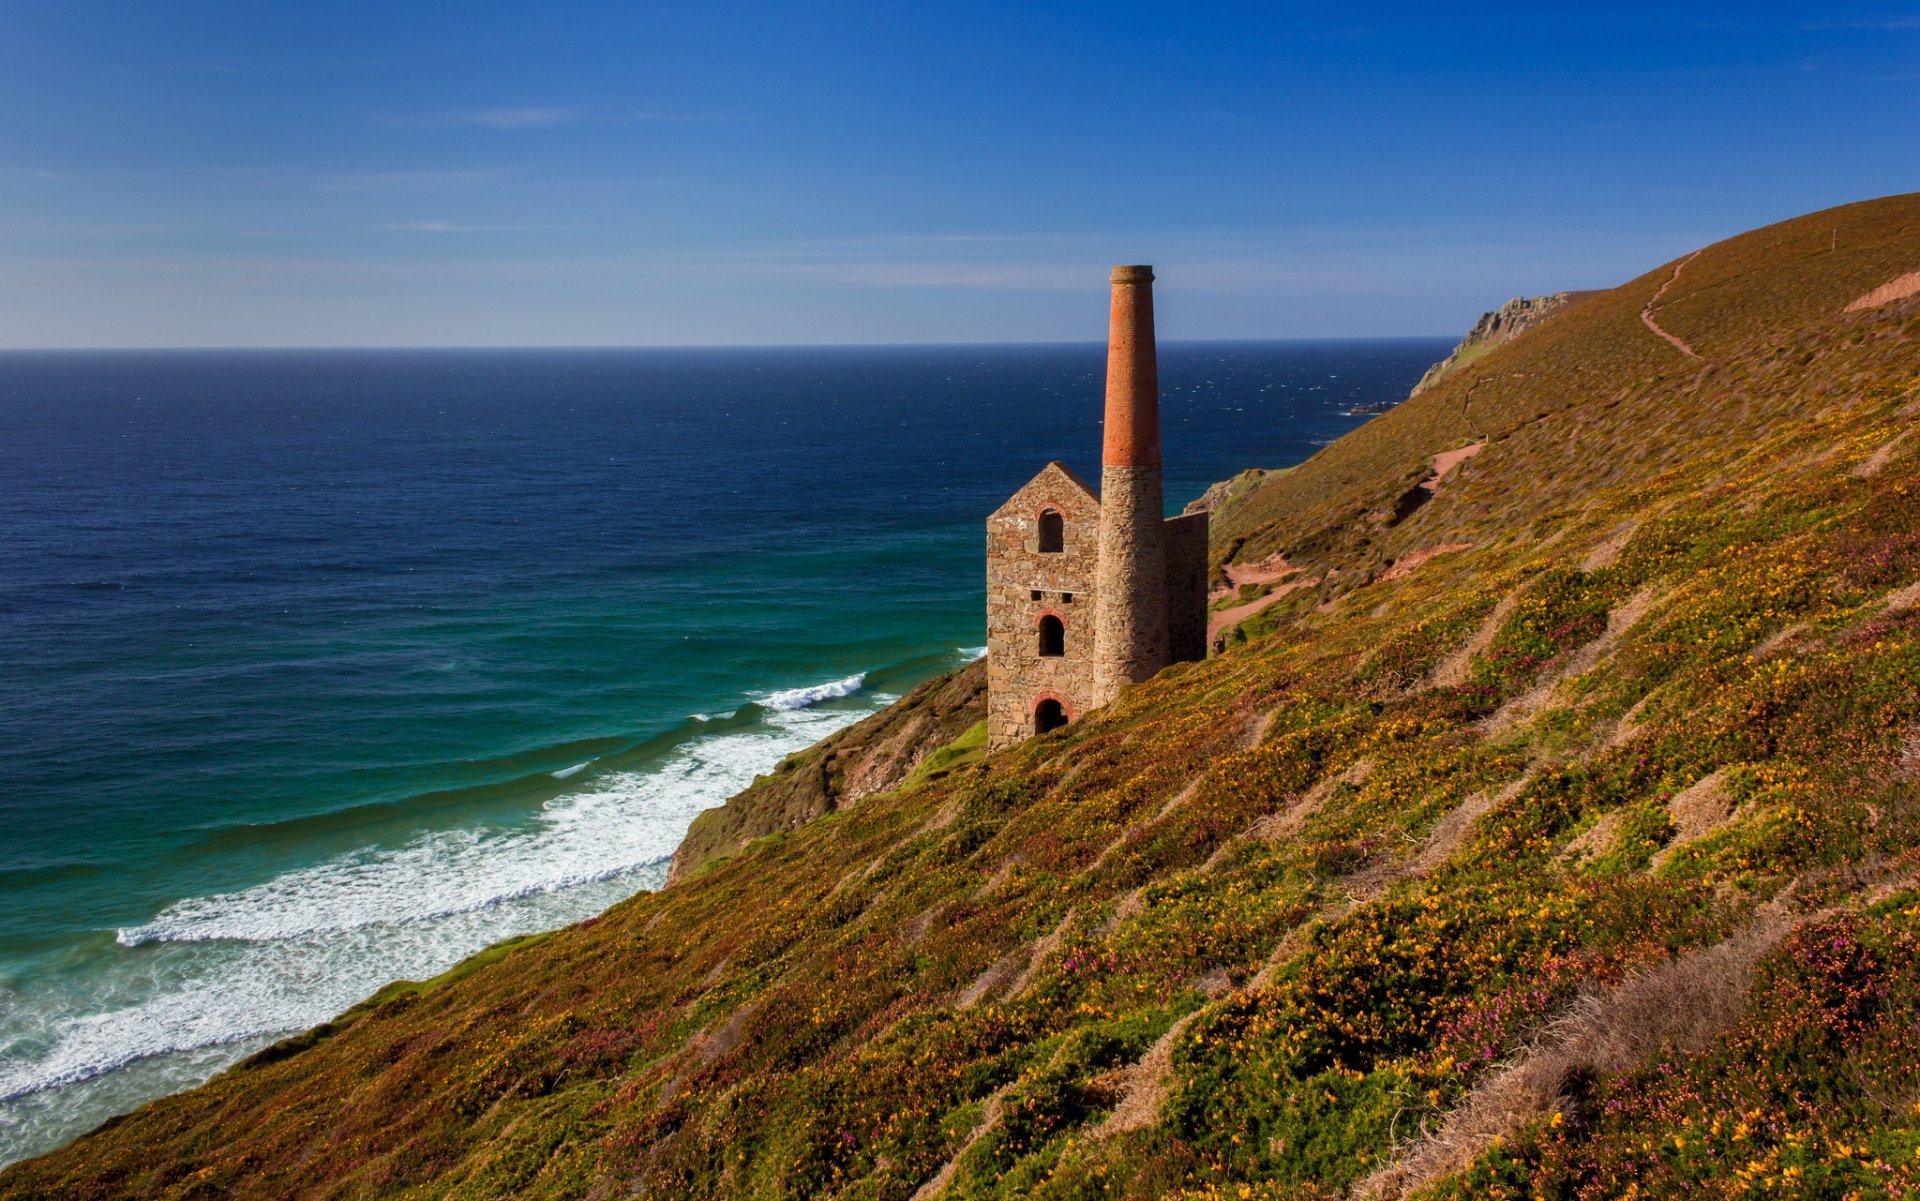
1846 269 1920 313
1374 542 1474 586
1207 574 1319 643
1398 442 1487 510
1428 441 1485 484
1218 553 1296 593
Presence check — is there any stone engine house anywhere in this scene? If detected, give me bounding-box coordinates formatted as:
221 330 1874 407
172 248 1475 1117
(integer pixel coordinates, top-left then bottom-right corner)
985 266 1208 749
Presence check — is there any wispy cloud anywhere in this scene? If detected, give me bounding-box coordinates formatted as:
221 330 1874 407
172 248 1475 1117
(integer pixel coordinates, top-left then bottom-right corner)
380 105 746 130
108 60 257 76
316 169 501 192
386 107 580 129
379 221 533 233
616 110 747 124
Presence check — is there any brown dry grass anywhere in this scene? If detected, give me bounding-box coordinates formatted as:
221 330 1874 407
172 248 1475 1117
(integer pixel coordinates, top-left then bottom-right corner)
1578 519 1641 571
1095 1011 1204 1138
1360 911 1798 1199
909 1085 1013 1200
1651 769 1736 868
1846 270 1920 312
1558 811 1622 865
1425 592 1522 691
1240 758 1377 847
1482 585 1666 735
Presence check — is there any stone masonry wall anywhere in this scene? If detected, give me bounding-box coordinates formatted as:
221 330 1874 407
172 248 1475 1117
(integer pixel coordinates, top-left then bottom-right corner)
1092 464 1169 705
985 463 1101 749
1162 511 1209 666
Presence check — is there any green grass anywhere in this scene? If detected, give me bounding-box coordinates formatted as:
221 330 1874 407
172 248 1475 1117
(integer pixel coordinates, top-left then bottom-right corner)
902 720 990 790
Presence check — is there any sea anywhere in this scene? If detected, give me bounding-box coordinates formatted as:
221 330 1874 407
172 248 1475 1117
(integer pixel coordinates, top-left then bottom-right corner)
0 338 1449 1167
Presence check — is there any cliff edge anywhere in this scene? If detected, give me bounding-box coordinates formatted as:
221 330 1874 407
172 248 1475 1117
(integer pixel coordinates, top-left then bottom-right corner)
666 660 986 885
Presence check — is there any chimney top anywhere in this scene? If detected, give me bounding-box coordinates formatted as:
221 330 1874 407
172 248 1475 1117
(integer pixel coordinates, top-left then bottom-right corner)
1101 265 1160 468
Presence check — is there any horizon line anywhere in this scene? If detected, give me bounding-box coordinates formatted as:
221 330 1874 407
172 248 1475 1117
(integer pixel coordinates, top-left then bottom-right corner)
0 333 1461 354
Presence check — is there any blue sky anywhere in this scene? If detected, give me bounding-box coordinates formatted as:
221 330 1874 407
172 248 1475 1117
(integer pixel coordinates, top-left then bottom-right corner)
0 3 1914 347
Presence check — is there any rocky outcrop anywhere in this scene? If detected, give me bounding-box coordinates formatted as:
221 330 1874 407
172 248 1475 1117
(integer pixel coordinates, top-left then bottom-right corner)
1183 467 1278 522
665 659 986 885
1410 292 1582 397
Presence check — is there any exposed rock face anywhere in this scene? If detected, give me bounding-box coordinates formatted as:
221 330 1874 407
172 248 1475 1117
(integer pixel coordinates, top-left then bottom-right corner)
1183 467 1271 519
1410 293 1581 397
665 659 986 885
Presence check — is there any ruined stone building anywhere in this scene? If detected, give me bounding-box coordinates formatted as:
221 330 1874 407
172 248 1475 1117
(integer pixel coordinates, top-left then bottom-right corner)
985 266 1209 748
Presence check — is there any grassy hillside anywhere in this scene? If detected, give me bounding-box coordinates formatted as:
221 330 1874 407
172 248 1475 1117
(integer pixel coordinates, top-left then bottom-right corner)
7 194 1920 1201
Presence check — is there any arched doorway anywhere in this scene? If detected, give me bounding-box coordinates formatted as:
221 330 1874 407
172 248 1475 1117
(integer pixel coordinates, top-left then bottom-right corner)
1034 697 1069 734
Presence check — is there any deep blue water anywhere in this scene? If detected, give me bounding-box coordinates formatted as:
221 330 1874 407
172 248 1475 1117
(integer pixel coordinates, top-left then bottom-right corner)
0 339 1447 1165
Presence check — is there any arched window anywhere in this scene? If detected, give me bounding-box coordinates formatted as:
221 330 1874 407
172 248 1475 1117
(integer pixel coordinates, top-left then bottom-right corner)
1038 509 1064 554
1034 698 1069 735
1037 614 1065 657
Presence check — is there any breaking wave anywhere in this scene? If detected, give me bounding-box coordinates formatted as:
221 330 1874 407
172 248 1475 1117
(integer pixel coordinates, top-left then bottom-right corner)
756 672 866 712
0 686 877 1159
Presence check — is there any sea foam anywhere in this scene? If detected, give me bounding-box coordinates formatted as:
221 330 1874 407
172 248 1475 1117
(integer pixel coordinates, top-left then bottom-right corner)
0 697 873 1158
756 671 866 712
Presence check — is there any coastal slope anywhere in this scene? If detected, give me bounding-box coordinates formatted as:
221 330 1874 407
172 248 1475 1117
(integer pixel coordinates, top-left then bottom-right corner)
6 193 1920 1200
667 661 986 885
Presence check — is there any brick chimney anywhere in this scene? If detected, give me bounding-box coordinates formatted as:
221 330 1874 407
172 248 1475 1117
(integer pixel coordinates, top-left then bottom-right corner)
1093 265 1171 702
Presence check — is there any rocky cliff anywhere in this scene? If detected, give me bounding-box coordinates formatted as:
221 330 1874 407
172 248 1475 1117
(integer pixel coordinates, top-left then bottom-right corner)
1408 291 1585 398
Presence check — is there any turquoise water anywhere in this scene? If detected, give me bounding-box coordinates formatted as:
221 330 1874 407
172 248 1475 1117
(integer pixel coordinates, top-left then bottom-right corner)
0 339 1447 1165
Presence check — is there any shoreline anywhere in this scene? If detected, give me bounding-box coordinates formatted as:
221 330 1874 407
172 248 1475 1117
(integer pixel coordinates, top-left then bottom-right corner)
0 649 977 1170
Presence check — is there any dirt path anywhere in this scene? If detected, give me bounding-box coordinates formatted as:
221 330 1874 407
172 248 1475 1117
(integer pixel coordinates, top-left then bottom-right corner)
1641 251 1701 357
1207 575 1317 644
1212 555 1295 598
1418 442 1484 499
